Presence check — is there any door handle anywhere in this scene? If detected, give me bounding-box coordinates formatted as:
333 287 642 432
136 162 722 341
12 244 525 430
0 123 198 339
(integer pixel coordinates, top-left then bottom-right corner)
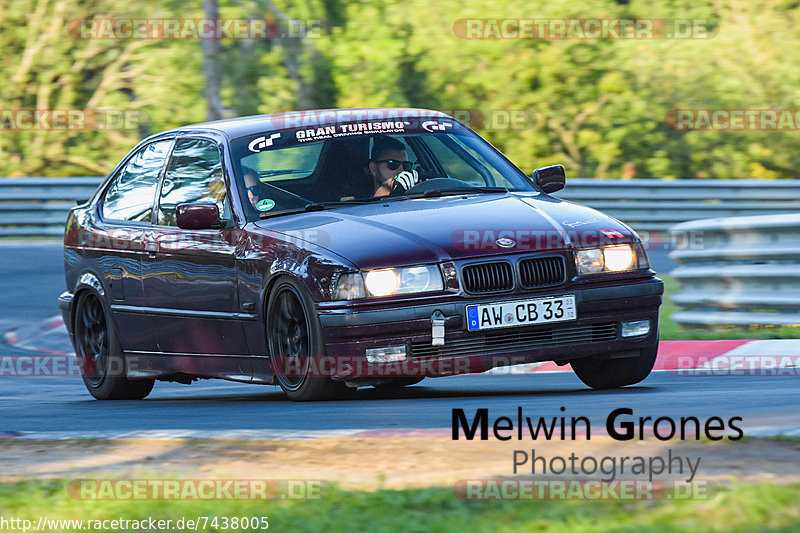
145 242 158 258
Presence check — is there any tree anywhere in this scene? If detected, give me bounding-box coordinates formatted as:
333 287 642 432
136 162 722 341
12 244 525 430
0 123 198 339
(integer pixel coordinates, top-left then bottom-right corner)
201 0 227 121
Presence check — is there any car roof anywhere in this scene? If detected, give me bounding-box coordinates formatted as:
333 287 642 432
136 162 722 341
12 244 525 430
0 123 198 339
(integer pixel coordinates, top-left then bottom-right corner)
168 107 453 140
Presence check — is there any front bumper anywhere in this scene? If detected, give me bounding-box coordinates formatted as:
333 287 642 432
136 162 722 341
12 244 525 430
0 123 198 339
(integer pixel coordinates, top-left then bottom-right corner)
317 278 663 380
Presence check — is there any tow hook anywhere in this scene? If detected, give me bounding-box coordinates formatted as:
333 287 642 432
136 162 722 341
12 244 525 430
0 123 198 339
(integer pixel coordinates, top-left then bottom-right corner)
431 310 445 346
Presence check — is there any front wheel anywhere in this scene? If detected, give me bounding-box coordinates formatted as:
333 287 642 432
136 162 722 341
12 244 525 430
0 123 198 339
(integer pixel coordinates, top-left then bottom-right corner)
74 291 154 400
570 343 658 389
267 276 353 401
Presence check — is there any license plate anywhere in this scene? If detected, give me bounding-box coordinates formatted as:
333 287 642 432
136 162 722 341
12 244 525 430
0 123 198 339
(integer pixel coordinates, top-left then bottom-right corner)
465 295 577 331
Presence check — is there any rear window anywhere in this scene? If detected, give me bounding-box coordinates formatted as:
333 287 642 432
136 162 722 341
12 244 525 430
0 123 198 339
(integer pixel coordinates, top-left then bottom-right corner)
102 140 172 222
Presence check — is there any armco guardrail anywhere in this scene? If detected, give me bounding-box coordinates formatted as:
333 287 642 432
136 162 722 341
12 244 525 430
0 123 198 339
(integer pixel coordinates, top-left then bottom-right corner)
3 177 800 238
554 178 800 232
668 214 800 327
0 177 103 237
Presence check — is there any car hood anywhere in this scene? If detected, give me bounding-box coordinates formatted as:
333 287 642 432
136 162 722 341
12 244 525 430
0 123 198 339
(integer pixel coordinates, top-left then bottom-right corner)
252 193 636 270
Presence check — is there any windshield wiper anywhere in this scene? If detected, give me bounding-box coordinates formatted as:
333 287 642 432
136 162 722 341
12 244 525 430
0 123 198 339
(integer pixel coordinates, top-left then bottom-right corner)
408 186 509 198
303 200 375 210
259 200 374 219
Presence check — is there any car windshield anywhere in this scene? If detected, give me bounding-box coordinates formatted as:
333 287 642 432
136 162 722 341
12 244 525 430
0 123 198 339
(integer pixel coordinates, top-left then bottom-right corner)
231 115 537 221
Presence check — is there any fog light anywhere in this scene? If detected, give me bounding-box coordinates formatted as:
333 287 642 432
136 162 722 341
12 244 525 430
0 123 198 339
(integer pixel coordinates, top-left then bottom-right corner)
365 345 407 363
621 320 651 338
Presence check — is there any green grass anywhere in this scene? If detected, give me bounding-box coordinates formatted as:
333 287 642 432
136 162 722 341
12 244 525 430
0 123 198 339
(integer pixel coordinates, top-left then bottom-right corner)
1 480 798 532
659 275 800 340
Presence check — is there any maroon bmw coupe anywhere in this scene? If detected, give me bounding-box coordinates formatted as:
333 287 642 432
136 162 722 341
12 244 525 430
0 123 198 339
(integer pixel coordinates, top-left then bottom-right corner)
59 108 662 401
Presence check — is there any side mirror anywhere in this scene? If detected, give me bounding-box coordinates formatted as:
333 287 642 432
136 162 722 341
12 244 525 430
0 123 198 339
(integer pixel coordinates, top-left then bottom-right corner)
176 203 221 230
532 165 566 194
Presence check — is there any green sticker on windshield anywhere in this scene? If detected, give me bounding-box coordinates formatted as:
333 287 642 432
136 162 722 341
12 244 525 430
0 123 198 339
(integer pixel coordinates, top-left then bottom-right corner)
256 199 276 211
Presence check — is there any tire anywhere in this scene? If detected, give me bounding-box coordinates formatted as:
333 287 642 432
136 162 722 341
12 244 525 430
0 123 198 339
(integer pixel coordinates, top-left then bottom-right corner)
74 290 154 400
267 276 353 401
570 343 658 390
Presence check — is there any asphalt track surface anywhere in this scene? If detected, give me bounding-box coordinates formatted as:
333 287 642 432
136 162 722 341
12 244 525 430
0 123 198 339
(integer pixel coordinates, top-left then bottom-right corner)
1 243 797 439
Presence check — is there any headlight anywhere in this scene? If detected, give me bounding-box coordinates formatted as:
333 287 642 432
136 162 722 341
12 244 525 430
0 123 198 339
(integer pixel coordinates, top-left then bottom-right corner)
576 244 639 275
603 244 635 271
333 265 444 299
364 265 443 297
364 269 399 296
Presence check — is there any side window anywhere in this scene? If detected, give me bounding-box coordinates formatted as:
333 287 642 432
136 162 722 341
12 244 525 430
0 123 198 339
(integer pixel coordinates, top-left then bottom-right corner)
424 135 513 187
157 138 231 227
102 140 172 222
455 137 511 187
425 136 484 184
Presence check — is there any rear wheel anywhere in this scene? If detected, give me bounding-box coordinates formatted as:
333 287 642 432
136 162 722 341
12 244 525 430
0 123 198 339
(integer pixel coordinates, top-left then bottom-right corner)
570 343 658 389
267 277 353 401
74 291 154 400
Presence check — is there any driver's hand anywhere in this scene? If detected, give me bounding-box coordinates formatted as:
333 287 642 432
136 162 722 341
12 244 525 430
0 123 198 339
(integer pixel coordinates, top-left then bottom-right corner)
393 169 419 192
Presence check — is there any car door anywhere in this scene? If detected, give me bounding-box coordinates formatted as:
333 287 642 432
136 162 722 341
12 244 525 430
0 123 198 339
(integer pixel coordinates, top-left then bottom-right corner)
94 138 173 354
141 136 250 374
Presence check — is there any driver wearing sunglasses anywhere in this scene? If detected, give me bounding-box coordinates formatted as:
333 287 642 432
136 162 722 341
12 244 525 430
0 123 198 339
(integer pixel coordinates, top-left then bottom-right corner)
368 136 419 197
242 166 267 209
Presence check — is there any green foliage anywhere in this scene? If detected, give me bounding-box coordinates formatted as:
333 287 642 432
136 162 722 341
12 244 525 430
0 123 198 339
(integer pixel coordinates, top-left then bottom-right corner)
1 0 800 177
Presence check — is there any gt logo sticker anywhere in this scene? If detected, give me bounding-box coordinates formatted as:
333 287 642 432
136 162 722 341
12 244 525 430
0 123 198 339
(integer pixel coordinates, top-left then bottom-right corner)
256 199 276 211
248 133 281 152
422 120 453 132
